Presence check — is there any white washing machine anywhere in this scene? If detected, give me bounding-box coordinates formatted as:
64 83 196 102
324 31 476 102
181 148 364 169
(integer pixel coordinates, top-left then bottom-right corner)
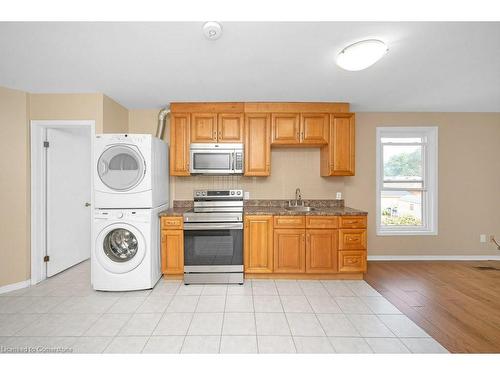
94 134 169 209
91 205 167 291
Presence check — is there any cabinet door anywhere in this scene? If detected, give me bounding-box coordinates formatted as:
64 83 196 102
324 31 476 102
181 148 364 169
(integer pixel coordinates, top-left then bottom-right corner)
161 230 184 275
244 113 271 176
191 113 217 142
218 113 244 143
271 113 300 145
306 229 338 273
170 113 190 176
244 216 273 273
273 229 305 273
330 113 355 175
300 113 329 145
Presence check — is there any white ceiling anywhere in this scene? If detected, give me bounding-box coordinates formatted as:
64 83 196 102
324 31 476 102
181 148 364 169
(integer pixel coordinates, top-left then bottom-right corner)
0 22 499 112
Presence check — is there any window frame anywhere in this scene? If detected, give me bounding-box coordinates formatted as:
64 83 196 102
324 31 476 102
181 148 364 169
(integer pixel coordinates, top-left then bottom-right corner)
376 126 438 236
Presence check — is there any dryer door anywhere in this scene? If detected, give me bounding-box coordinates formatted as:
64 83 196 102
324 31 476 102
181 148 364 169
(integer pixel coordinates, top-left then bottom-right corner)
97 145 146 191
95 223 146 274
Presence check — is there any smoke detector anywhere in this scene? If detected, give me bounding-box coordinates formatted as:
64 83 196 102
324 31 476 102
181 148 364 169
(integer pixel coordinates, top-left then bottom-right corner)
203 21 223 40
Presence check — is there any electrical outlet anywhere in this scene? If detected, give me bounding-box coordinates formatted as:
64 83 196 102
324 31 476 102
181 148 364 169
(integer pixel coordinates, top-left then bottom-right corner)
244 191 250 200
480 234 487 243
336 192 342 200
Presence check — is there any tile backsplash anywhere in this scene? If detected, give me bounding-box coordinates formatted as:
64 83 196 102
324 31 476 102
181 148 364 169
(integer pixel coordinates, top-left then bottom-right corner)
171 148 345 200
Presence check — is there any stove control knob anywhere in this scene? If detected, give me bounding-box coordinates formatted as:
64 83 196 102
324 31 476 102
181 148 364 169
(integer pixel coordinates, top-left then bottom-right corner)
195 192 200 196
230 191 235 195
236 191 241 195
202 192 206 196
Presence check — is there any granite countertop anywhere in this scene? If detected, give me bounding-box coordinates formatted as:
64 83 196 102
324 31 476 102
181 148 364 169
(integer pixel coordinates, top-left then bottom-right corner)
159 199 367 217
159 207 191 217
242 206 367 216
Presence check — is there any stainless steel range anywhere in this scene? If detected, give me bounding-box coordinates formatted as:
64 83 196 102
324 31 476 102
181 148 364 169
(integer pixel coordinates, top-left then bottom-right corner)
183 189 244 284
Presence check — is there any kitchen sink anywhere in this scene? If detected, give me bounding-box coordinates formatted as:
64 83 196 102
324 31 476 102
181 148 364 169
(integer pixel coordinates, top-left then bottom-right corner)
286 206 316 212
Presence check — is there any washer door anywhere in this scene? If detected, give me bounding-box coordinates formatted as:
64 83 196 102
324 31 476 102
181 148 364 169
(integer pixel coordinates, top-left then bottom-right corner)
97 145 145 191
95 223 146 274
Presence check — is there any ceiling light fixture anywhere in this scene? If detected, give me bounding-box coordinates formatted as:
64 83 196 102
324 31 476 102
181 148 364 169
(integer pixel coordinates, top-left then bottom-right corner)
336 39 388 71
203 21 223 40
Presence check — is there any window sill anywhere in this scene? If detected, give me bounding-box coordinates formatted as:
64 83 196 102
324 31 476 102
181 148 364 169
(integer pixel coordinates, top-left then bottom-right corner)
376 228 438 236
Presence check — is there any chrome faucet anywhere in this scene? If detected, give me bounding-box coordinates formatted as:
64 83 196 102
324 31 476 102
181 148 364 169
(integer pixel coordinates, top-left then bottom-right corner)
289 188 303 207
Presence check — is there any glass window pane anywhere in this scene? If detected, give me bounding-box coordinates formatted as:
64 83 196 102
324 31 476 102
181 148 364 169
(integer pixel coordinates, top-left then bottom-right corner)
383 181 423 189
381 190 423 226
381 137 423 143
383 145 423 181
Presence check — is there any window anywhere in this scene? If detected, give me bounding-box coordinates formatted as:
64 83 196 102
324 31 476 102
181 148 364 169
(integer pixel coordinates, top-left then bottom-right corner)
376 127 438 235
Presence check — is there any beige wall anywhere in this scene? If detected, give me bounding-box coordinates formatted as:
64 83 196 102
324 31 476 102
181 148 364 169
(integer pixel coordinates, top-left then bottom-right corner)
129 109 500 257
103 95 128 133
30 93 104 133
0 86 30 287
0 90 131 288
347 113 500 256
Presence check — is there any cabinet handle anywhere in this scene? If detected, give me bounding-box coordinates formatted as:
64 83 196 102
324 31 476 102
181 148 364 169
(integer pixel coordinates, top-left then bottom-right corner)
218 131 222 138
296 132 300 140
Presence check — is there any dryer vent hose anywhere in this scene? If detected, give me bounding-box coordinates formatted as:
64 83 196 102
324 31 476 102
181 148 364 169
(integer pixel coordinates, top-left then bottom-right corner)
156 105 170 139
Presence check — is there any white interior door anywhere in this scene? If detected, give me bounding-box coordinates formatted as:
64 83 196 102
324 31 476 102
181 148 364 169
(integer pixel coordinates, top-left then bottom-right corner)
46 126 91 277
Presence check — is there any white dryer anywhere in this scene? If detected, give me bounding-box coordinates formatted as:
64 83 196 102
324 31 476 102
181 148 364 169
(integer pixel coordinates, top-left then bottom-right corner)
91 205 167 291
94 134 169 209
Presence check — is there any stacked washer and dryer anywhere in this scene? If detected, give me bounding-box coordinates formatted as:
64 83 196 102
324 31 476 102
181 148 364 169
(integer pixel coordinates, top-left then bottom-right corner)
92 134 169 291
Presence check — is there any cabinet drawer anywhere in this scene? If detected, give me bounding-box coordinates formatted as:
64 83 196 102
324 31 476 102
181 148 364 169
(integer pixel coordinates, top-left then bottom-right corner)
161 216 184 230
339 216 367 229
338 250 367 273
306 216 338 229
339 229 367 250
273 215 306 228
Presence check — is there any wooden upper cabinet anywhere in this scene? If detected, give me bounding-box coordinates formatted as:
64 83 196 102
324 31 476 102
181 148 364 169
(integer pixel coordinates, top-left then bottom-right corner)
271 113 301 145
161 229 184 275
306 229 338 273
170 113 191 176
300 113 329 145
218 113 244 142
244 113 271 176
273 229 306 273
320 113 355 176
244 215 273 273
191 113 218 142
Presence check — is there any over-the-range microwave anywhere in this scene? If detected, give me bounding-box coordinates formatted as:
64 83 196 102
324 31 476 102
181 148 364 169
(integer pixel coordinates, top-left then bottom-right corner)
189 143 244 175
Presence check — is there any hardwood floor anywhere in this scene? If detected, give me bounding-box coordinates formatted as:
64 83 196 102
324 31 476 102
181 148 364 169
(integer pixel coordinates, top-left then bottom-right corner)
365 261 500 353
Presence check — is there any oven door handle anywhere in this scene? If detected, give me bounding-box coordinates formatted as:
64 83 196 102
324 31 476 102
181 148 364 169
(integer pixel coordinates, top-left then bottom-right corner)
184 222 243 230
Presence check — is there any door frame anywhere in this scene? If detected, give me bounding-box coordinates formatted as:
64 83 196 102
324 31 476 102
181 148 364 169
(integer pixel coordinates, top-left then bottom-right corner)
30 120 95 285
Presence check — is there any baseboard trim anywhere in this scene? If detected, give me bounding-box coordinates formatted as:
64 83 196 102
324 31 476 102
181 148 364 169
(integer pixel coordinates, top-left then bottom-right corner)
0 279 31 295
368 255 500 261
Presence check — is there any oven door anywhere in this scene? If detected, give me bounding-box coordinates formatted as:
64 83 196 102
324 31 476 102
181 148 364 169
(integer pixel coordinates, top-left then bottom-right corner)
183 222 243 272
189 149 235 174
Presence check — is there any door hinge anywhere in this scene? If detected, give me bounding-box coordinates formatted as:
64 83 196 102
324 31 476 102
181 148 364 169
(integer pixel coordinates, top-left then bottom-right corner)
43 141 49 148
43 255 50 262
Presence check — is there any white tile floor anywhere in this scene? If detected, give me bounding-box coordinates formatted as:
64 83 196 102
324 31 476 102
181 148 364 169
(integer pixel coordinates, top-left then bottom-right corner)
0 261 449 354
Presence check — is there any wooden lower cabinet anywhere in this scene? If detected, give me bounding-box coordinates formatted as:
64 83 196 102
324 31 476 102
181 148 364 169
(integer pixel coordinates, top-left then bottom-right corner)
306 229 338 273
161 230 184 275
244 215 273 273
273 229 306 273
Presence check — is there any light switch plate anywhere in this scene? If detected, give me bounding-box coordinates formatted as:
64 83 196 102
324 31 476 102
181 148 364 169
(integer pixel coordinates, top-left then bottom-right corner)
244 191 250 200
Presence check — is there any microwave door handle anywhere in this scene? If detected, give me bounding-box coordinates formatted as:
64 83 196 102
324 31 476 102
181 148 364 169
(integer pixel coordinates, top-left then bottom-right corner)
231 151 235 172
